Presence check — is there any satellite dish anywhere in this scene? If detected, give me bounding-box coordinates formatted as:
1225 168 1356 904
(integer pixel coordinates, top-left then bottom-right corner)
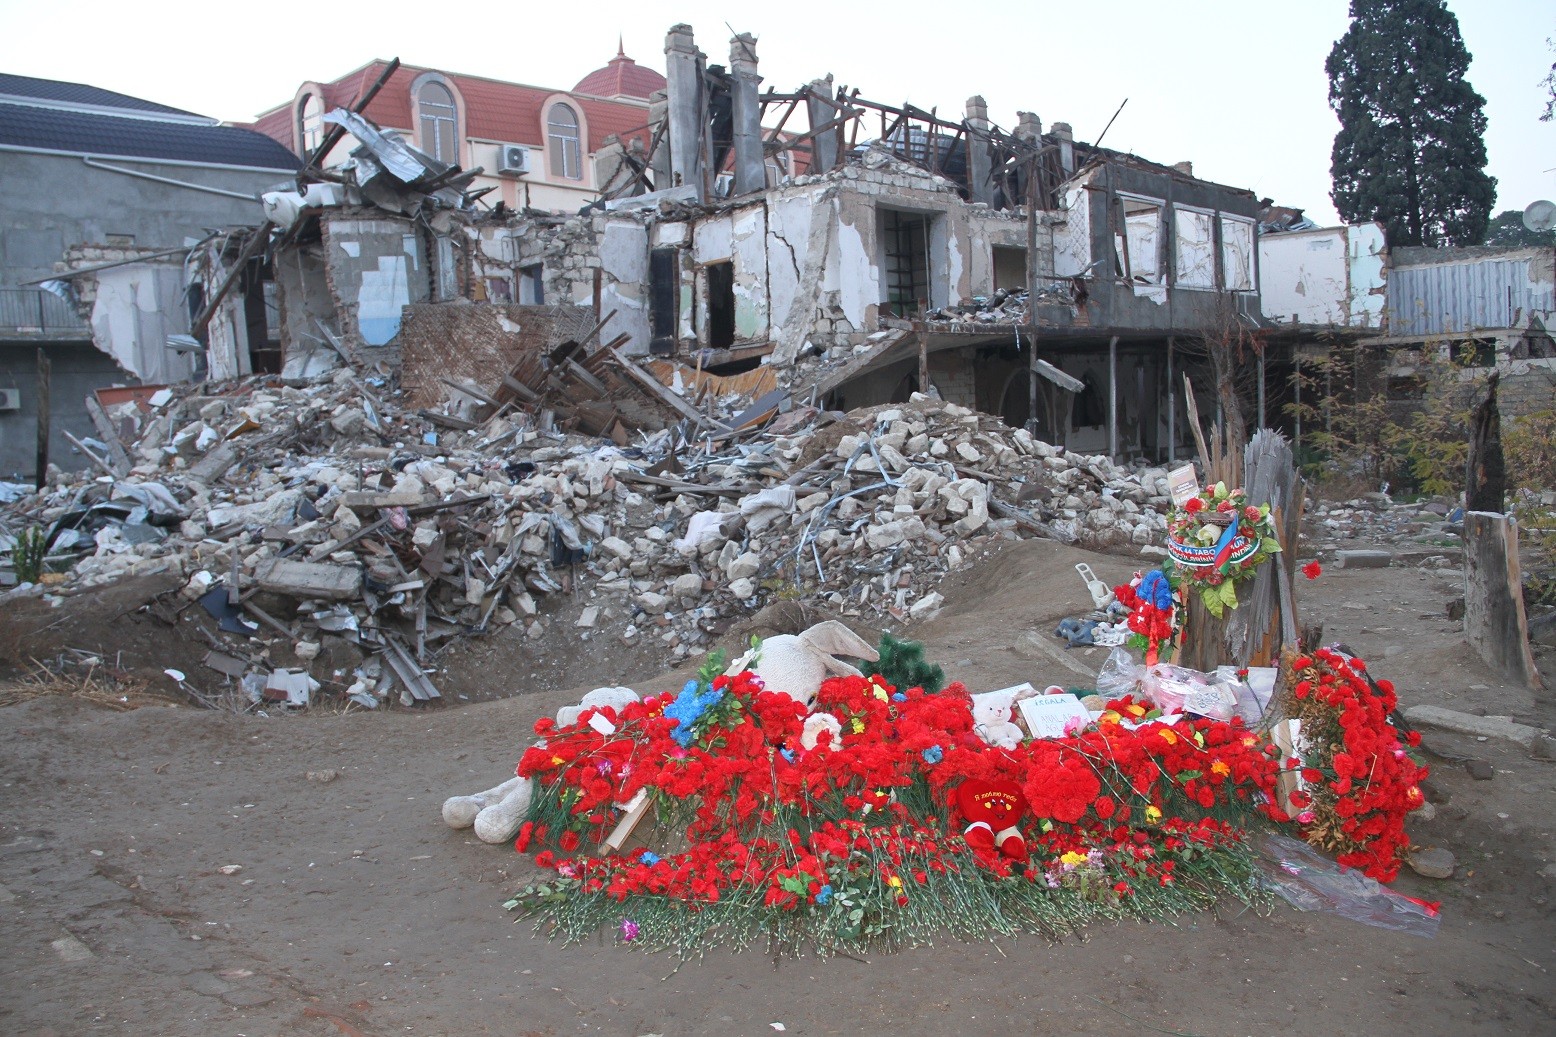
1524 199 1556 233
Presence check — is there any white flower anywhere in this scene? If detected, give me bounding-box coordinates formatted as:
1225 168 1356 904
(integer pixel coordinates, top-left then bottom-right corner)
800 712 843 751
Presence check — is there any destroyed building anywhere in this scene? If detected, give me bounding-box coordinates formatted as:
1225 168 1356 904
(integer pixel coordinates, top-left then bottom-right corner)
0 73 300 478
196 24 1288 467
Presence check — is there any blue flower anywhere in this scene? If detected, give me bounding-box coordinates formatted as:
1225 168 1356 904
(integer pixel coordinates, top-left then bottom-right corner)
1139 570 1174 610
664 679 724 747
891 692 907 702
921 744 944 765
815 884 833 905
639 851 660 866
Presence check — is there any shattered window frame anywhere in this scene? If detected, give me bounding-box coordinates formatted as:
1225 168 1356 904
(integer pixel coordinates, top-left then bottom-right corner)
547 103 583 181
1219 214 1256 292
1114 192 1164 284
417 82 459 164
1172 205 1217 290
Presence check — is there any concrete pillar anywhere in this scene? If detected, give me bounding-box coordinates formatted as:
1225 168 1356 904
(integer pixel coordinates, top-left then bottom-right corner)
730 33 764 195
664 24 707 198
1015 111 1043 144
1052 121 1075 176
964 95 993 206
806 75 838 172
647 90 670 189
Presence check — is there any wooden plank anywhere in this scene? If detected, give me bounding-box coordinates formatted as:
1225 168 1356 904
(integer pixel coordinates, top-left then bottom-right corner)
607 346 730 431
83 393 132 476
61 430 115 479
439 378 500 408
500 375 540 402
191 222 273 339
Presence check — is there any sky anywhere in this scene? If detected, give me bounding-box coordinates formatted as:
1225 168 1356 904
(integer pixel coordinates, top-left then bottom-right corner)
2 0 1552 226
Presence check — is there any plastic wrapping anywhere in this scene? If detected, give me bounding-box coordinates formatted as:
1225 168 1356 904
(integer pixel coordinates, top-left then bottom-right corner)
1256 834 1441 937
1141 663 1238 720
1096 647 1145 701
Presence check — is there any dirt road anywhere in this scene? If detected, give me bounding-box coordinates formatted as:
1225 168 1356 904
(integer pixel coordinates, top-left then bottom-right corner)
2 540 1552 1036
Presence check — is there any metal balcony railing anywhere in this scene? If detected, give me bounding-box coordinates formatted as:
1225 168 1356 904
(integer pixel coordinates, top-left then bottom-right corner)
0 287 88 332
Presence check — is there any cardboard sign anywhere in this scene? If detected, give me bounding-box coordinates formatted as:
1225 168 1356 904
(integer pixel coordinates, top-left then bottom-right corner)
1167 464 1201 508
1018 694 1093 739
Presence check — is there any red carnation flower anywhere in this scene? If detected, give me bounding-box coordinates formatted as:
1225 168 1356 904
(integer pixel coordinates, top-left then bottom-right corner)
1302 561 1322 580
1184 497 1204 514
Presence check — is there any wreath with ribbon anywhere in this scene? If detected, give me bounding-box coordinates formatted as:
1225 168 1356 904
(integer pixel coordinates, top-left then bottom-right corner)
1163 481 1281 618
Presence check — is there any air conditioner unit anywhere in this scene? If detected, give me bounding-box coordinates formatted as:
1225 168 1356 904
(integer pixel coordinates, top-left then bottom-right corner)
498 145 530 175
0 388 20 411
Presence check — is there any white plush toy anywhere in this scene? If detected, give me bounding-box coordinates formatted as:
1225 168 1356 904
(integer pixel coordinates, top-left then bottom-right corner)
725 620 880 708
970 685 1047 749
441 775 534 844
556 685 640 728
443 686 641 846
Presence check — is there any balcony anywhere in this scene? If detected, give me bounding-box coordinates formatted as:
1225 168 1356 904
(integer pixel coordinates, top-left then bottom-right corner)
0 287 89 340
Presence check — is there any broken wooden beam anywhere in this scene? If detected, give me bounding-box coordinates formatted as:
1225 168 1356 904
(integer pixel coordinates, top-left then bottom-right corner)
607 346 732 431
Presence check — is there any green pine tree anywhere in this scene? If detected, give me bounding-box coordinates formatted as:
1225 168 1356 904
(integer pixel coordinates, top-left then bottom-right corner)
1482 209 1555 248
1327 0 1497 247
862 632 946 694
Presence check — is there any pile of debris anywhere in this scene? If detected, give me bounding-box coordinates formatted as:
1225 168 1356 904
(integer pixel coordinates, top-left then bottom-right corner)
918 283 1075 329
2 368 1174 711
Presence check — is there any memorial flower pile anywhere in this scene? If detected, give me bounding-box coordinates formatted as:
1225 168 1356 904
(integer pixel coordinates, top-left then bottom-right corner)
1164 481 1283 618
1278 647 1427 881
495 634 1429 958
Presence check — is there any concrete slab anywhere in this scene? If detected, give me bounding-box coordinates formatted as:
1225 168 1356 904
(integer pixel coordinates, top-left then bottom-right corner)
1336 549 1393 568
255 559 362 600
1402 704 1543 748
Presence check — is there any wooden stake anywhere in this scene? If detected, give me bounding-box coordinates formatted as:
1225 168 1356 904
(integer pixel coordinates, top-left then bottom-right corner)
1463 511 1544 690
34 349 50 490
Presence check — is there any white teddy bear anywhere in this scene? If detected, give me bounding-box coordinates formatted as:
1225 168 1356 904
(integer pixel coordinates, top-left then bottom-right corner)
969 685 1051 749
725 620 879 708
555 685 640 728
441 774 534 844
443 685 640 845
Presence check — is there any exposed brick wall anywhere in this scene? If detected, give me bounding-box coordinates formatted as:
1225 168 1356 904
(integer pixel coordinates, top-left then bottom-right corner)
398 303 595 408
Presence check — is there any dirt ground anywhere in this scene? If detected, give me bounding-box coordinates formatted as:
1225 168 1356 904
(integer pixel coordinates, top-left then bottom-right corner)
1 537 1553 1037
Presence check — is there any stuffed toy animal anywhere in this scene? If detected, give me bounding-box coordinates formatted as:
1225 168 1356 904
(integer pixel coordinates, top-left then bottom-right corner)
725 620 879 708
556 685 640 728
969 686 1044 749
441 774 534 844
954 778 1029 862
444 687 637 846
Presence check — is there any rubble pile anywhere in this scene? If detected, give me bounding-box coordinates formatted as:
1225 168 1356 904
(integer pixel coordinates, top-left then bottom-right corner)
918 283 1073 329
1 372 1173 710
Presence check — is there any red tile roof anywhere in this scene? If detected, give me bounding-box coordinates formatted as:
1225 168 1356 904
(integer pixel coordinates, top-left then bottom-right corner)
573 45 666 100
253 59 654 156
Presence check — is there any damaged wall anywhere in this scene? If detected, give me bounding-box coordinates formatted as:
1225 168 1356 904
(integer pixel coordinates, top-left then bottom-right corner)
1259 223 1386 327
1052 162 1262 332
321 214 429 357
84 262 196 385
398 303 596 408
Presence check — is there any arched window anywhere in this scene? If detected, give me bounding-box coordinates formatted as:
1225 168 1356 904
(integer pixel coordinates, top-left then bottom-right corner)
547 103 581 180
418 81 458 163
298 93 323 156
